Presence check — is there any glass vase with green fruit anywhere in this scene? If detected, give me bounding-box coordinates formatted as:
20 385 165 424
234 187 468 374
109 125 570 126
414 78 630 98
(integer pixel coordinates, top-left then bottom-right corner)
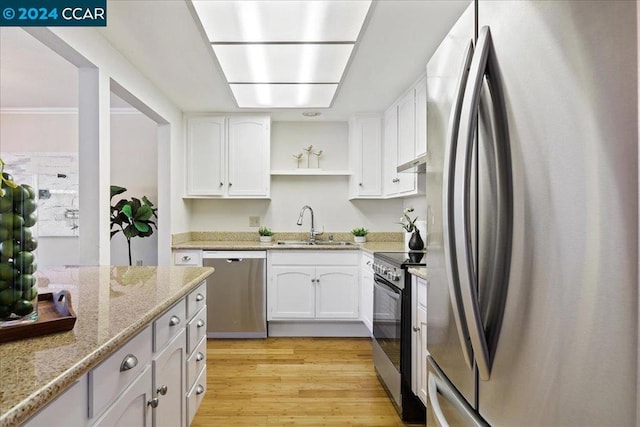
0 160 38 326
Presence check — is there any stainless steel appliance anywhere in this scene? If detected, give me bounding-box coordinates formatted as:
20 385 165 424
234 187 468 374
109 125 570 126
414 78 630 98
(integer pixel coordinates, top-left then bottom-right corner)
372 251 426 422
425 2 637 426
202 251 267 338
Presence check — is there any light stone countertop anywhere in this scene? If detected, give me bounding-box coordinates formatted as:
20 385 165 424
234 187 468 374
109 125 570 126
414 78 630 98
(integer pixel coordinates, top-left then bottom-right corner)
408 267 427 280
172 240 406 254
0 265 214 427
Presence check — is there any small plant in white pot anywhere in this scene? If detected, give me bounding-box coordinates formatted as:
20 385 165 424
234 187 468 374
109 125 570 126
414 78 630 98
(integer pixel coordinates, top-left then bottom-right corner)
351 227 368 244
258 226 274 243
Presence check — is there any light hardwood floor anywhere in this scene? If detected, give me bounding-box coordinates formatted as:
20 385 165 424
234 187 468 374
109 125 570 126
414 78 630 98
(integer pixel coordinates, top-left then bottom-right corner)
191 337 423 427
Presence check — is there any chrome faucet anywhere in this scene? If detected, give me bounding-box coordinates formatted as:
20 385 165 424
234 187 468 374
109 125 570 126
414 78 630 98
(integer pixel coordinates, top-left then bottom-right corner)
296 205 323 242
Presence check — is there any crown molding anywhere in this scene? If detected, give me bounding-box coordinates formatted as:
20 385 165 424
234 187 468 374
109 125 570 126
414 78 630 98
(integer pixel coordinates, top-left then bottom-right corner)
0 107 143 115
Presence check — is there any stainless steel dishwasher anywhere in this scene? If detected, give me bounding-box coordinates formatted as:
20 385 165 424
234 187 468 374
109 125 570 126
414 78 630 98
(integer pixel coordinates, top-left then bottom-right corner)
202 251 267 338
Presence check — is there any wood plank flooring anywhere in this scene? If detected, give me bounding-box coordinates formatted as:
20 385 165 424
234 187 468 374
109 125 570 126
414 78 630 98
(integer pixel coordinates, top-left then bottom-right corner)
191 337 423 427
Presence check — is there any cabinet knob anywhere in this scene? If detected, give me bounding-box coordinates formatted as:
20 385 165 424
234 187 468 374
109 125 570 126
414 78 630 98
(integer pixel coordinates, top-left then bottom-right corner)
393 178 400 183
196 293 205 302
413 326 420 332
182 255 191 262
196 352 205 362
157 385 168 396
147 397 159 408
358 182 363 187
197 319 205 328
119 354 138 372
219 182 224 187
228 182 232 186
169 316 181 326
196 384 205 395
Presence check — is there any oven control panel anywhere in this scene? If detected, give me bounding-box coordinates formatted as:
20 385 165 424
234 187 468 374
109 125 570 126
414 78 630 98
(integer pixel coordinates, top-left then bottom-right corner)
373 262 402 282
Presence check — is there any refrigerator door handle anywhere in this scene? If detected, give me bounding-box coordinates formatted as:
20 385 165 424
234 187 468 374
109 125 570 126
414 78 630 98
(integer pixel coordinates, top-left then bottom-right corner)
442 39 475 370
454 26 513 381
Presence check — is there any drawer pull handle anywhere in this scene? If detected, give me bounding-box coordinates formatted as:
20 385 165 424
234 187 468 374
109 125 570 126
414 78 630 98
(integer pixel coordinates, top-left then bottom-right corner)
147 397 159 408
196 352 205 362
120 354 138 372
157 385 168 396
196 293 204 302
413 326 420 332
196 384 205 395
197 319 205 328
169 316 181 326
182 255 191 262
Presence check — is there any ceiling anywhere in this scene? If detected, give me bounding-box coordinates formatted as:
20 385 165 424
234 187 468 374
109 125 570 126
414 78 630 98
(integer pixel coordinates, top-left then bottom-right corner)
0 0 470 121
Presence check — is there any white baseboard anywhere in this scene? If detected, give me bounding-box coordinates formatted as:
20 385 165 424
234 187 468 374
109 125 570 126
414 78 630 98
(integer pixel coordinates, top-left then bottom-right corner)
268 321 370 337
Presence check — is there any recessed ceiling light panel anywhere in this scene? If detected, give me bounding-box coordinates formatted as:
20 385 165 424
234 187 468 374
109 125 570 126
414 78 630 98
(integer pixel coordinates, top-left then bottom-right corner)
230 84 338 108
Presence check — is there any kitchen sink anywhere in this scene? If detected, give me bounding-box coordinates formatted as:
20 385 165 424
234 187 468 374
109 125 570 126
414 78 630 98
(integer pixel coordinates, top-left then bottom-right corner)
275 240 354 246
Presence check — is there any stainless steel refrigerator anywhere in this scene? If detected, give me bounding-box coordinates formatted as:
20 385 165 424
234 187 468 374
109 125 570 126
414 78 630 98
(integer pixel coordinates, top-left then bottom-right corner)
425 2 638 426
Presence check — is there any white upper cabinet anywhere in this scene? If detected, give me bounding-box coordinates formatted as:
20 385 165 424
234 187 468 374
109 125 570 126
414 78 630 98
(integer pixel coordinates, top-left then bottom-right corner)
186 115 270 198
397 88 416 166
415 75 427 158
349 115 383 199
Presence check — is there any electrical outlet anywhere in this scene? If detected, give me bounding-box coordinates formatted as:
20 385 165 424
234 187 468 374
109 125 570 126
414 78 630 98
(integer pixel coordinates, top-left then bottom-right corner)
249 216 260 227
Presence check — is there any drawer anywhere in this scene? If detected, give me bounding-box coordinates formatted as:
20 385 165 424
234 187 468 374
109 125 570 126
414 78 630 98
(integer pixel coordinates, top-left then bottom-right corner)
174 250 202 266
154 299 186 353
269 250 359 266
88 325 152 419
186 367 207 426
187 306 207 354
186 281 207 320
417 277 427 308
187 336 207 391
360 252 373 271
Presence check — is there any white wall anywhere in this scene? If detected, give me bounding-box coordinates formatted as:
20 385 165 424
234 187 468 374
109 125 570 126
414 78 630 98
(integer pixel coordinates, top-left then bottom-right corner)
188 121 405 232
0 111 80 266
26 27 188 265
110 110 158 266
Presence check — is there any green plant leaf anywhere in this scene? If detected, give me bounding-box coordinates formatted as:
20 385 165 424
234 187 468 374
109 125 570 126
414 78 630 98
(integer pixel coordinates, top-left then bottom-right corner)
142 196 154 207
135 205 153 221
110 230 120 239
110 185 127 200
133 221 150 233
121 204 133 218
123 225 138 239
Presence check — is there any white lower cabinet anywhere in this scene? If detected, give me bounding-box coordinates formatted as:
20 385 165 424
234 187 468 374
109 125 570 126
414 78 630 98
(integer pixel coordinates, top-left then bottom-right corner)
360 252 374 334
268 251 359 321
25 282 207 427
411 275 427 405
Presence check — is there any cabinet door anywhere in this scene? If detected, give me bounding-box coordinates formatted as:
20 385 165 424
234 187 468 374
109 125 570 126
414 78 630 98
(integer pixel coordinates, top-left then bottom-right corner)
397 89 416 166
186 116 225 196
415 76 427 158
227 115 270 197
350 116 382 198
93 366 152 427
383 105 399 196
360 268 374 334
269 266 315 319
26 375 88 426
417 304 427 404
153 329 185 427
315 267 359 319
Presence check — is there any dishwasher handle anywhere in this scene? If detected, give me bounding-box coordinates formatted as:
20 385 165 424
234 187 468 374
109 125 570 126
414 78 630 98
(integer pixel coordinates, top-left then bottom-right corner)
226 258 243 263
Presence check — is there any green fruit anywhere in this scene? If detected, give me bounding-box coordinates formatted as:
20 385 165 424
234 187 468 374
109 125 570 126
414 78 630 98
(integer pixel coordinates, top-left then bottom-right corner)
0 288 21 306
17 274 35 289
22 238 37 252
22 184 36 200
16 227 32 243
12 299 33 316
0 304 11 318
12 215 25 230
0 240 19 258
2 172 13 182
12 185 29 202
14 252 34 271
15 198 37 216
23 213 37 228
22 285 37 301
21 262 36 275
0 213 17 228
0 263 17 281
0 228 9 242
0 280 8 291
0 197 12 214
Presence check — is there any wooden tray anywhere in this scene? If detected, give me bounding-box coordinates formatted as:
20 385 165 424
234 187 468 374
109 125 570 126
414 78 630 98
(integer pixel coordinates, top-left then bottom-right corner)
0 291 77 343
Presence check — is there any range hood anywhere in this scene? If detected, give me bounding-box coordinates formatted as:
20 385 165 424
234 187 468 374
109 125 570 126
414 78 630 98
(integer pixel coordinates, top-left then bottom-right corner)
397 154 427 173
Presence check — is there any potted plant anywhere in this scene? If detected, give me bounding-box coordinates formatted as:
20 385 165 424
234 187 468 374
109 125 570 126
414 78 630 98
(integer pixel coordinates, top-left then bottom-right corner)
351 227 368 244
258 226 274 243
110 185 158 266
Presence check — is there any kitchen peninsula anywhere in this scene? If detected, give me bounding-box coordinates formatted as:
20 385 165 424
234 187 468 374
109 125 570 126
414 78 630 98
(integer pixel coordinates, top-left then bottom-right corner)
0 265 213 426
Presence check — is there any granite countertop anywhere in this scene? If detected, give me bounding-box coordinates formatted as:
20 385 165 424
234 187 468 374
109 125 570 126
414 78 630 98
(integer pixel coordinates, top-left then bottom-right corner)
408 267 427 280
172 231 406 254
0 265 214 427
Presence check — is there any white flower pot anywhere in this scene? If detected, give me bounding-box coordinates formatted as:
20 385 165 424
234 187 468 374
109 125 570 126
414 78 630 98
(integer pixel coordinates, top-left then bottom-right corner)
354 236 367 244
259 236 272 243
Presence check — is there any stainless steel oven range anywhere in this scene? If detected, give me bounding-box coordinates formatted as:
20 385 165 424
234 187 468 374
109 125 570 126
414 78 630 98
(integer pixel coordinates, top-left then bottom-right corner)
372 251 426 423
